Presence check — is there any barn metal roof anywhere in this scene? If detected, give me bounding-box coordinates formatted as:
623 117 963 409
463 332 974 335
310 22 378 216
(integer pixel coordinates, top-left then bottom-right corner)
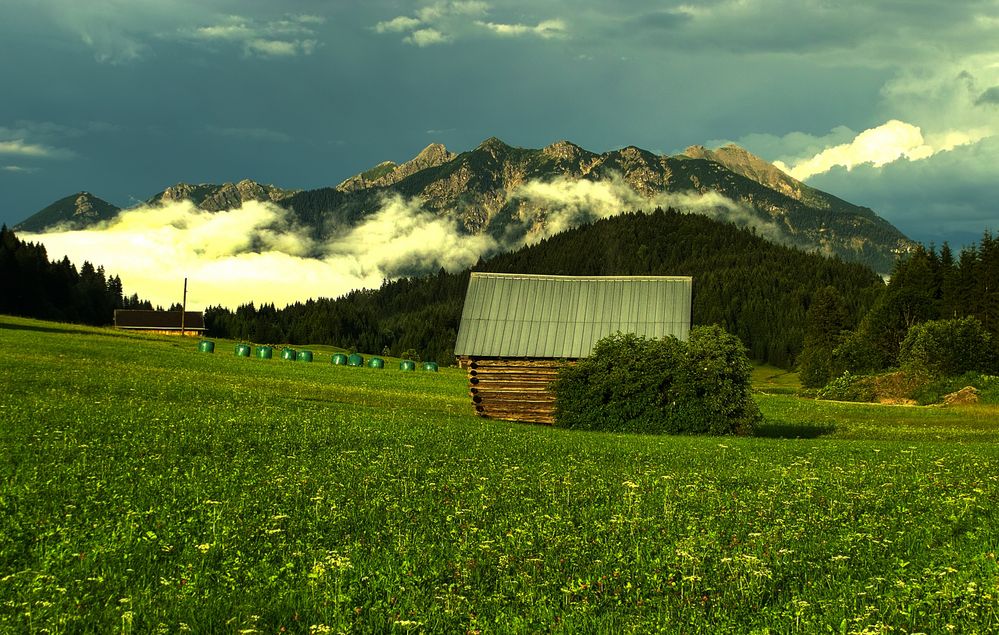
454 273 692 358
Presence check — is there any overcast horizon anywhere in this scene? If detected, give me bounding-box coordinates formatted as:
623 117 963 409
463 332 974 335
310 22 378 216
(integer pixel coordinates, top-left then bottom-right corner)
3 0 999 253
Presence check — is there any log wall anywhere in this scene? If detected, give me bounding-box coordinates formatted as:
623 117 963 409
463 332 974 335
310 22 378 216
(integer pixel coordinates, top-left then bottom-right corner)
462 357 572 425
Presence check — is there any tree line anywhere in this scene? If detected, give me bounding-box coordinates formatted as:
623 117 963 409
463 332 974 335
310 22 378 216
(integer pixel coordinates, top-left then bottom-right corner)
17 212 981 376
0 225 151 325
204 208 886 367
799 231 999 386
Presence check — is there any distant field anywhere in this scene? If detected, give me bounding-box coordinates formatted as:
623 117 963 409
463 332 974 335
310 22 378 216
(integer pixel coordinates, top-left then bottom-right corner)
1 315 998 633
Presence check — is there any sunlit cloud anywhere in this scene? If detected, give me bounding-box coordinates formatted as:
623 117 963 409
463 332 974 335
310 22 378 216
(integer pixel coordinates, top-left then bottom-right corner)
0 139 74 159
178 14 324 58
474 19 566 39
374 1 565 46
512 172 783 244
375 16 422 33
772 120 988 181
407 29 449 47
22 175 775 309
22 199 494 309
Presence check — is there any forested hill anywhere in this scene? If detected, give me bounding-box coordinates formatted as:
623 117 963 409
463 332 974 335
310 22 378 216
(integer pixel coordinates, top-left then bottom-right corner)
206 208 885 367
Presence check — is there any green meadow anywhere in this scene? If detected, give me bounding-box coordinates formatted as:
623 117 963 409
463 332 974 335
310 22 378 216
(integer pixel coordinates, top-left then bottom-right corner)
1 315 997 633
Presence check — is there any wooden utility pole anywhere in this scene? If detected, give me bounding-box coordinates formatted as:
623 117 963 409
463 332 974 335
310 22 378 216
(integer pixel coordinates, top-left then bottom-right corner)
181 277 188 336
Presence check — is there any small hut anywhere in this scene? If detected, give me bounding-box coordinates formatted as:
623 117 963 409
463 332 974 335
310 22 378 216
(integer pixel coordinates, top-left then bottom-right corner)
113 309 206 336
454 272 693 424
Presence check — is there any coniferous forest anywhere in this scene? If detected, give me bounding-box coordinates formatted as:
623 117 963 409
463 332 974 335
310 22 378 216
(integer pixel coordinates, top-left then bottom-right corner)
0 225 151 325
798 234 999 387
5 214 994 372
204 208 887 367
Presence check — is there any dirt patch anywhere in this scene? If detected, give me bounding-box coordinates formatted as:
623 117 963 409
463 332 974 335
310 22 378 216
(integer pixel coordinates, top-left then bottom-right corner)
878 397 918 406
943 386 980 406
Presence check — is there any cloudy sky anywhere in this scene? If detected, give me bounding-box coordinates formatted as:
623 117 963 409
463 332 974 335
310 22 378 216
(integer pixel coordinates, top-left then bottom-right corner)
2 0 998 303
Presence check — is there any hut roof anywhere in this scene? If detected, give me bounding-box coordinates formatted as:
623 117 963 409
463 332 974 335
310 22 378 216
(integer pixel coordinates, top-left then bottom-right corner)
454 273 692 358
113 309 205 331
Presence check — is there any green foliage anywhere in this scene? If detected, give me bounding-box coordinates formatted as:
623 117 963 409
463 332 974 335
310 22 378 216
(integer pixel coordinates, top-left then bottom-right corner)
817 371 878 403
911 372 999 405
552 325 761 435
837 235 999 375
798 286 851 388
899 316 997 378
831 329 886 375
797 345 835 389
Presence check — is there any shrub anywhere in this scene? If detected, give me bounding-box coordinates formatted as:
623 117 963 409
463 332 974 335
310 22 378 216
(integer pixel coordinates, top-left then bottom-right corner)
869 370 930 402
552 325 760 435
911 372 999 405
899 317 996 378
817 371 877 403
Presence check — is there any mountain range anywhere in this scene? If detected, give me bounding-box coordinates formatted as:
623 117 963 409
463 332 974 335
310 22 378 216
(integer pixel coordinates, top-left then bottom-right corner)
14 138 916 273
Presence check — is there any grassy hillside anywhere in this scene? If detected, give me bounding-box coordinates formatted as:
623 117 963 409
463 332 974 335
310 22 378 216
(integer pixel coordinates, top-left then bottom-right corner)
1 315 997 632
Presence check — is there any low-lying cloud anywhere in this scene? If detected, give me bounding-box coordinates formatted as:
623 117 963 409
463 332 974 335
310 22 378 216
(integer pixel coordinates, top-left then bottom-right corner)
23 198 495 310
511 173 783 244
24 178 775 310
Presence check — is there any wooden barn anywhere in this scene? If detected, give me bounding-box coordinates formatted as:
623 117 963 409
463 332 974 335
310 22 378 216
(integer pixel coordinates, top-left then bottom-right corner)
113 309 206 336
454 273 693 424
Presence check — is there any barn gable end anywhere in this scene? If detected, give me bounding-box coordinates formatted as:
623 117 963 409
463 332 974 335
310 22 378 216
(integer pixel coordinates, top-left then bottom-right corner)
455 273 693 424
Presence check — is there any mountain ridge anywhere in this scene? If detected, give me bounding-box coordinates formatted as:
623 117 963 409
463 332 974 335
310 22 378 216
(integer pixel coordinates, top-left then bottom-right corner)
13 138 916 272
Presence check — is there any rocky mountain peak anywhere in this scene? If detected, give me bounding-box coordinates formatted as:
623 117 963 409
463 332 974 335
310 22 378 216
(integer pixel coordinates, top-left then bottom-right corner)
683 143 783 179
542 140 584 161
680 143 808 203
476 137 511 155
151 180 297 211
337 143 456 192
413 143 452 164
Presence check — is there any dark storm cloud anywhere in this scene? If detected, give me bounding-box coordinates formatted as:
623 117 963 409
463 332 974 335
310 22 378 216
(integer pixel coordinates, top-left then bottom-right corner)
2 0 999 258
976 86 999 105
577 0 999 63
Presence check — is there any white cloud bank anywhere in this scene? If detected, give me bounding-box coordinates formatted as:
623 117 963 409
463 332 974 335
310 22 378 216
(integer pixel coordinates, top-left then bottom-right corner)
23 178 773 310
773 120 989 181
512 173 783 244
22 199 495 310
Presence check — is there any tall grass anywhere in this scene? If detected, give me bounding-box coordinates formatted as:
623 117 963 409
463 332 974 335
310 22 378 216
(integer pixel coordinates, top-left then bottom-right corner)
1 316 998 633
